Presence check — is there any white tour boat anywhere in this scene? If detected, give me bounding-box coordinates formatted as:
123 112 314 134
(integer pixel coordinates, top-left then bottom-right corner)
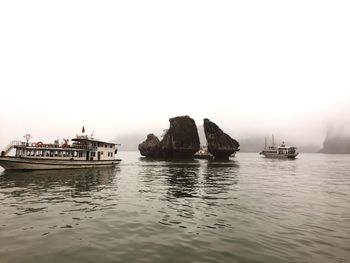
259 135 298 159
194 146 214 160
0 131 121 170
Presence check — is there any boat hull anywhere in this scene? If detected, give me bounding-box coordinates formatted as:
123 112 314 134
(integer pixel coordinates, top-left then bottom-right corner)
259 152 298 159
0 157 121 170
194 154 214 160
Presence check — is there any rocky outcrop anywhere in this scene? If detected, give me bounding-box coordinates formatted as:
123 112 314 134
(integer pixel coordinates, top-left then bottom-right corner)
161 116 200 158
138 134 161 157
138 116 200 158
319 135 350 154
203 118 240 159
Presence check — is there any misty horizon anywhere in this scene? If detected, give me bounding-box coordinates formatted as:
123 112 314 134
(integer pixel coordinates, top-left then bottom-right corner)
113 116 349 153
1 105 350 151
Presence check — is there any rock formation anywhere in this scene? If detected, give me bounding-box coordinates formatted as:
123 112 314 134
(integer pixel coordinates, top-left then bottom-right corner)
203 118 240 159
138 116 200 158
138 134 161 157
161 116 200 158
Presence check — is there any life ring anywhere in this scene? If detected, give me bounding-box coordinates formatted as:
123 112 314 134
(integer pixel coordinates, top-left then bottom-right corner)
37 141 43 147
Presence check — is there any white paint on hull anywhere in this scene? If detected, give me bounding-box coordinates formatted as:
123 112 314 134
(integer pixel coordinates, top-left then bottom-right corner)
260 153 298 159
0 157 121 170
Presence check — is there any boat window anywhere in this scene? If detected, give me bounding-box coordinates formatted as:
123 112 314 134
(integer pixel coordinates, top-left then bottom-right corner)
110 145 113 148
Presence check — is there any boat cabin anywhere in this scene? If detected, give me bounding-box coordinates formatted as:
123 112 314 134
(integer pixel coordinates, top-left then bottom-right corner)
14 135 118 161
276 145 297 155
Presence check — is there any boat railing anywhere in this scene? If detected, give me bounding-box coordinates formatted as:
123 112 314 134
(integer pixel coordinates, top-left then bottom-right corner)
16 142 89 150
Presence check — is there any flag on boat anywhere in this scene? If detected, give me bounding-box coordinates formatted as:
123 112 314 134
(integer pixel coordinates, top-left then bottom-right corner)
82 126 85 133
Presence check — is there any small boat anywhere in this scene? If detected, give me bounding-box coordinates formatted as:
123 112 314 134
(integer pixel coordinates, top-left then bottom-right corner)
0 129 121 170
194 146 214 160
259 135 298 159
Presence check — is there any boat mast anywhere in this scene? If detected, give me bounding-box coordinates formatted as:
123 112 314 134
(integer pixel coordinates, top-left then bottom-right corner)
272 134 275 147
264 136 267 150
23 134 32 146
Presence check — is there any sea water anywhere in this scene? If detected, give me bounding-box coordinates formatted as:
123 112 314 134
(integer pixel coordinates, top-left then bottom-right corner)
0 152 349 263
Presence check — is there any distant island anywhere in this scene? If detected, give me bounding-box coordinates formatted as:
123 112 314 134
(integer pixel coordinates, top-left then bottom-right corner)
319 135 350 154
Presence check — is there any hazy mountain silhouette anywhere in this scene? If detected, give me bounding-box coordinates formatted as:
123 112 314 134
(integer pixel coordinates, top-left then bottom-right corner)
236 136 319 153
320 135 350 154
114 133 148 151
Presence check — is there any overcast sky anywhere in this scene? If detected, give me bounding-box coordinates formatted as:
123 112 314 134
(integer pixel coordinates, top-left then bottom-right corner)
1 0 349 148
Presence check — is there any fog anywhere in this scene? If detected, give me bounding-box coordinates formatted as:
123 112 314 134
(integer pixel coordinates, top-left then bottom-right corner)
1 1 349 151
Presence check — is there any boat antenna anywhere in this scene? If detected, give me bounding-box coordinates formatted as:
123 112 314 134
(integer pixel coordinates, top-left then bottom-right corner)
272 134 275 147
23 134 32 146
264 136 267 150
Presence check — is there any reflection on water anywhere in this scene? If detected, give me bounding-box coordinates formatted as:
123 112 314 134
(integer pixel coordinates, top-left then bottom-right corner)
137 158 241 231
1 153 350 263
138 158 240 200
0 167 119 194
165 163 200 199
0 167 120 219
203 160 240 196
